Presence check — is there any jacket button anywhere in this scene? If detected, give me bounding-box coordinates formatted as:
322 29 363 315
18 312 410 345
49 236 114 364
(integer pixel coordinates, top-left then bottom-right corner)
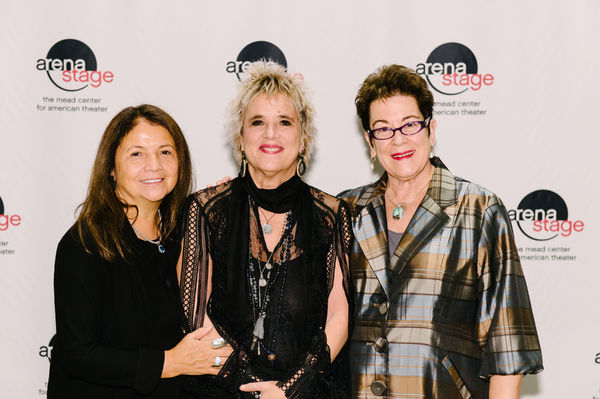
373 336 388 353
371 294 388 315
370 380 387 396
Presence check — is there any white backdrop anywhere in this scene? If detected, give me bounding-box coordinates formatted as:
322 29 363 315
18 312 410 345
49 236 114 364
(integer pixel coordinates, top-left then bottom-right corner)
1 1 599 397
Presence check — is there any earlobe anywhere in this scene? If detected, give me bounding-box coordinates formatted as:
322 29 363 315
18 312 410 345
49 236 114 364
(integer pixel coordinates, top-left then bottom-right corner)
363 132 376 157
428 118 437 147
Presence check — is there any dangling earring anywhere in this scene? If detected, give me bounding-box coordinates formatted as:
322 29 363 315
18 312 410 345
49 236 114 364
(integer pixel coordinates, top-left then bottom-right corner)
240 151 248 177
370 155 376 171
429 147 435 159
296 151 307 177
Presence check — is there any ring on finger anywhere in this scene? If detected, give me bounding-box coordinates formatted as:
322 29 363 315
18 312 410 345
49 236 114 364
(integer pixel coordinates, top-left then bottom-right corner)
212 356 222 367
211 337 227 349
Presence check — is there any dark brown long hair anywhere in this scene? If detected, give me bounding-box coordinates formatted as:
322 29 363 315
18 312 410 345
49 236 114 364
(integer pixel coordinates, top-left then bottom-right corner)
75 104 193 262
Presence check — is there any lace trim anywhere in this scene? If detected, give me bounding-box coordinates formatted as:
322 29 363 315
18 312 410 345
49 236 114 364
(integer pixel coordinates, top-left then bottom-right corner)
276 328 331 398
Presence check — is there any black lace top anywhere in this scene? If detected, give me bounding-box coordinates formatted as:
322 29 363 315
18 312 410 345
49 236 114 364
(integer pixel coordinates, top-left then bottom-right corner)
179 177 353 398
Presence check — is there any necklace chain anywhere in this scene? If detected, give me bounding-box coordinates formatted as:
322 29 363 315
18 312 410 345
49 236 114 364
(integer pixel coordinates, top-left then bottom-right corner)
129 211 165 253
258 207 277 234
249 209 292 359
386 178 430 220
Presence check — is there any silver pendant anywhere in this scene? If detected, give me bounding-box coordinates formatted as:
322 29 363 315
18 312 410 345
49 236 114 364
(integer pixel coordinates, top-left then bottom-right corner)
158 244 166 253
265 262 272 270
259 278 267 287
262 223 273 234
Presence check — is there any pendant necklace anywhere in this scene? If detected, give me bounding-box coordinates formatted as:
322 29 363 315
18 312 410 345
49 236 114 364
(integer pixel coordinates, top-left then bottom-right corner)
387 179 430 220
258 249 275 288
130 211 165 253
258 207 277 234
249 211 292 358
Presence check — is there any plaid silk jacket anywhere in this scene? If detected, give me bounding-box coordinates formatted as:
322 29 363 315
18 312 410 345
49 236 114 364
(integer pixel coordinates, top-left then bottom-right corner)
339 158 543 399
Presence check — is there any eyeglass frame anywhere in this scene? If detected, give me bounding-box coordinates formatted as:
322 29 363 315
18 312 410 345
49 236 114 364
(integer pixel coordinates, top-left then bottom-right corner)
367 116 432 140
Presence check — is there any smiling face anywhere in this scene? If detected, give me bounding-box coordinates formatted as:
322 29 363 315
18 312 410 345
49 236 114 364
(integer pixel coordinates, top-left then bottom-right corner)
241 93 303 186
112 119 178 208
366 94 436 183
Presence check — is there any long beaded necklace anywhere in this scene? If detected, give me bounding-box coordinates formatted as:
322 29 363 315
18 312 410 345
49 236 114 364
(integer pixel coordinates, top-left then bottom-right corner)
257 248 275 287
129 210 165 253
248 210 293 364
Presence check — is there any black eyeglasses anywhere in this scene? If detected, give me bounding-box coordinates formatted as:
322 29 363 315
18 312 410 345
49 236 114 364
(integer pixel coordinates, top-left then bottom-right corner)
368 117 431 140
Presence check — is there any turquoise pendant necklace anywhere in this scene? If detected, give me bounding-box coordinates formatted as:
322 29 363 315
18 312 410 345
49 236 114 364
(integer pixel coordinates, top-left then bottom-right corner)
387 180 430 221
392 202 407 220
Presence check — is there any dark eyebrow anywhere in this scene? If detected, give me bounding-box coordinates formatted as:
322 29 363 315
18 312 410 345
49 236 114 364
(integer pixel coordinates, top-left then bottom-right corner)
371 114 421 128
125 144 175 151
125 145 144 151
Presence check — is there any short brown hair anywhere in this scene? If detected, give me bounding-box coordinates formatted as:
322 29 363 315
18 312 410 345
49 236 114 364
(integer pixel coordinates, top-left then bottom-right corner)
75 104 193 262
355 64 434 131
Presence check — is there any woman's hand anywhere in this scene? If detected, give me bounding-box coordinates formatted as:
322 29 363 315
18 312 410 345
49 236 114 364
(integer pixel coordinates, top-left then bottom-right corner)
161 326 233 378
239 381 286 399
206 176 233 188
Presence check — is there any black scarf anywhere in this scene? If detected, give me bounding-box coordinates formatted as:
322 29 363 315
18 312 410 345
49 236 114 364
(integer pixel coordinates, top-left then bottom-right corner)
231 172 313 250
244 173 304 213
219 172 314 340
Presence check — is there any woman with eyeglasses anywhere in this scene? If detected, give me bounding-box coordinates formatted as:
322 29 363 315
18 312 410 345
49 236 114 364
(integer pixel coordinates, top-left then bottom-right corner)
339 65 543 398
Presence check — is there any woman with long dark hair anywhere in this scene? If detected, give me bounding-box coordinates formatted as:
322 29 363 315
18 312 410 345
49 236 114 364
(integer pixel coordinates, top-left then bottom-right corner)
48 104 232 399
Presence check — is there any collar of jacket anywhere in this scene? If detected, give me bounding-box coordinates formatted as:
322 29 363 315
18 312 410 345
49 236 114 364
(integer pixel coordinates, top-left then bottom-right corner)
353 157 457 300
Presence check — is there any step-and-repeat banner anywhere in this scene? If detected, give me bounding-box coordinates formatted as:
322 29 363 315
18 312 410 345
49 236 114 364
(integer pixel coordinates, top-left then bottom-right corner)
1 1 598 397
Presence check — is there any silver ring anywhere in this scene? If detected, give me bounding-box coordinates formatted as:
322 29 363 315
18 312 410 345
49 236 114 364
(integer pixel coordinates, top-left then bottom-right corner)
212 356 222 367
211 337 227 349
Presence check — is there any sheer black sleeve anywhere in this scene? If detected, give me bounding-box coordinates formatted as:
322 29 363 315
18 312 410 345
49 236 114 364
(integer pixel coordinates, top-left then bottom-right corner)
179 195 210 332
275 199 354 398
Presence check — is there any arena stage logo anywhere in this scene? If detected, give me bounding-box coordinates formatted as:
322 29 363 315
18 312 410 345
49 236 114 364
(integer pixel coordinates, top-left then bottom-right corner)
416 42 494 95
508 189 584 241
226 41 287 81
36 39 114 91
0 195 21 232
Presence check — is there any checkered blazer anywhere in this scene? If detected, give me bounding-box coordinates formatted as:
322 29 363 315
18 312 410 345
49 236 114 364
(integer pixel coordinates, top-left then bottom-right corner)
339 158 542 399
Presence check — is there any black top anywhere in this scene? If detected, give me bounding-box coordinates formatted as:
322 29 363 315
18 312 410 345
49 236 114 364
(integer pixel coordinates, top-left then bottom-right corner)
48 223 184 399
179 178 353 398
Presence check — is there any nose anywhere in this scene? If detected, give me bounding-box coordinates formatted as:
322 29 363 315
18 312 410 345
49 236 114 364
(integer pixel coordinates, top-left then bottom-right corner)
264 122 277 139
391 129 408 145
144 154 162 171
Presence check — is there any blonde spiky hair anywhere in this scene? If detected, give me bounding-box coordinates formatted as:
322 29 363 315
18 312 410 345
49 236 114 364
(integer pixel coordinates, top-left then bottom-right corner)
226 60 316 163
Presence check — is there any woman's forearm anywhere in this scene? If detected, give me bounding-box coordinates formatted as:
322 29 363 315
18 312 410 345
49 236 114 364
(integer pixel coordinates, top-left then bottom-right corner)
324 259 349 361
489 374 523 399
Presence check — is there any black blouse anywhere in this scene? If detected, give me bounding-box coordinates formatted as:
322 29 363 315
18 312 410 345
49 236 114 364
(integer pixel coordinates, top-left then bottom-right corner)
48 223 184 399
179 178 353 398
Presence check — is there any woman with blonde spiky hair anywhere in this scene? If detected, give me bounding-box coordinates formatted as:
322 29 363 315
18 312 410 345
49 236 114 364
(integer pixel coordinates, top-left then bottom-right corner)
178 61 353 398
